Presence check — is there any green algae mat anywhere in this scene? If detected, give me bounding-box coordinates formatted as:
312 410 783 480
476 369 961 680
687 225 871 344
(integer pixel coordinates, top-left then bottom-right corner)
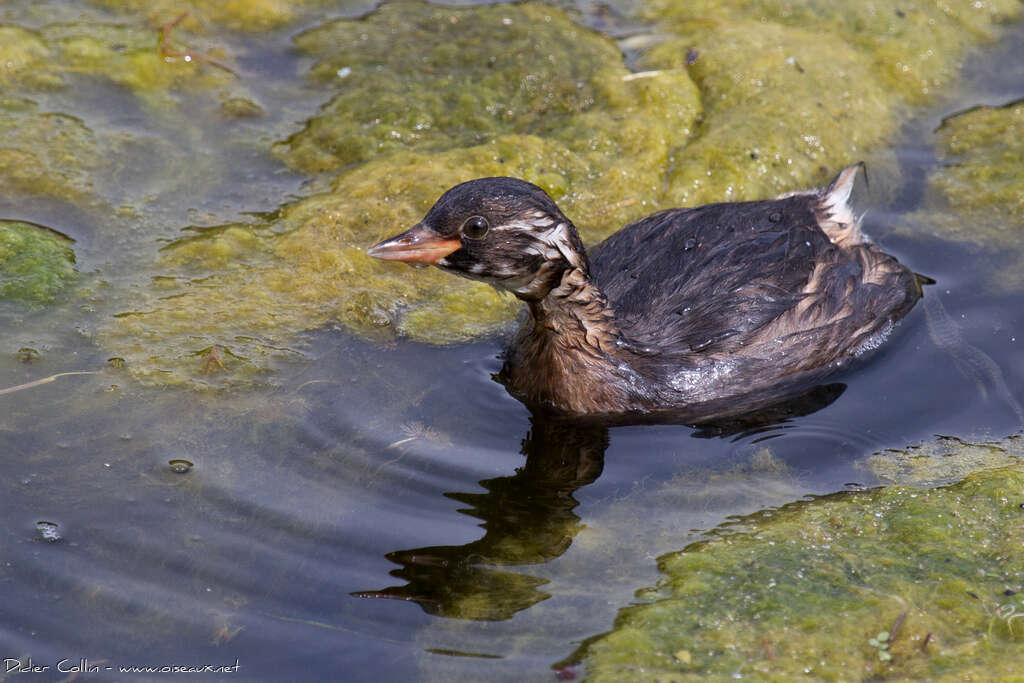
572 452 1024 680
0 220 77 305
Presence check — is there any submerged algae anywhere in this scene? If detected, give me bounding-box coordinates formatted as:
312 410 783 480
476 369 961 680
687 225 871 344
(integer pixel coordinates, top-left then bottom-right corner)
862 434 1024 487
0 220 77 305
0 19 235 95
0 97 103 203
0 12 292 229
575 457 1024 681
0 17 245 211
912 100 1024 289
89 0 368 32
0 25 53 88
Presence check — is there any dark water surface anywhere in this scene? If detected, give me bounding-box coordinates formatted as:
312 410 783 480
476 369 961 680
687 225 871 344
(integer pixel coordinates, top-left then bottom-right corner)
1 4 1023 682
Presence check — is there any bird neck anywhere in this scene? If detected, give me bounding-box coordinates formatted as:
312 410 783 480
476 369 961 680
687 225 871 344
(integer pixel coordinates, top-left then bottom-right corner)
527 267 622 355
502 267 643 415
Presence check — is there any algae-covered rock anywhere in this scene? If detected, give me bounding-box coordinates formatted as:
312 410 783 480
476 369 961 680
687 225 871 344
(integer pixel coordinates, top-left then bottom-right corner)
220 96 264 119
0 220 78 305
574 459 1024 681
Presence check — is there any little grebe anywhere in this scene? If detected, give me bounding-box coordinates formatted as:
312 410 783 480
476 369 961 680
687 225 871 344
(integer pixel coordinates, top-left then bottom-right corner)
368 165 924 420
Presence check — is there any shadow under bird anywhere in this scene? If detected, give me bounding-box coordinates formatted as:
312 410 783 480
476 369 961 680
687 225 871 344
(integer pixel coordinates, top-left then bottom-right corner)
368 165 926 422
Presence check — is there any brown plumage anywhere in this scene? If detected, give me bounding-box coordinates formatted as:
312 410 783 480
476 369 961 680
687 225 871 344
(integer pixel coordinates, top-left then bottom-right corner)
368 165 925 422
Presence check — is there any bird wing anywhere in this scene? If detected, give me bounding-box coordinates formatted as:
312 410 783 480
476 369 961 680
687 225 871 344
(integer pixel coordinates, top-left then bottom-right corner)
590 192 917 370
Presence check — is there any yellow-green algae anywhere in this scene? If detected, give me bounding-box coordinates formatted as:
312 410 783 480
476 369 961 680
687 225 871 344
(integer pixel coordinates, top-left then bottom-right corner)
911 99 1024 289
932 100 1024 222
636 21 898 205
0 220 78 305
0 25 54 88
274 2 701 241
630 0 1022 206
276 3 697 187
574 455 1024 681
0 19 235 95
643 0 1021 105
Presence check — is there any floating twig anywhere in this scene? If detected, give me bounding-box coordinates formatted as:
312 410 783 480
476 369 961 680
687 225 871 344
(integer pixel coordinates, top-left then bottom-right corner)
889 611 907 643
157 11 237 77
0 371 100 396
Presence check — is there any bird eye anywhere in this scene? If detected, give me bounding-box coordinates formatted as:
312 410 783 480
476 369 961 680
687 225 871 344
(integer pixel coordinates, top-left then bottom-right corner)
461 215 490 240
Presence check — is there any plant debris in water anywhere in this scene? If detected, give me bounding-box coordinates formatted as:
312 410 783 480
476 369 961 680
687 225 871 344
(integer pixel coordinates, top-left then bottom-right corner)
570 449 1024 681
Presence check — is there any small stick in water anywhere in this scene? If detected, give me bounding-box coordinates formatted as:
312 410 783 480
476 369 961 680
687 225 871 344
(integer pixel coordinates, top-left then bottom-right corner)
0 371 100 397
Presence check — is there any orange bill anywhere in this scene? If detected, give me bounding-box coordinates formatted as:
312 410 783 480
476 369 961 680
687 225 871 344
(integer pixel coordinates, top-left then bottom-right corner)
367 224 461 264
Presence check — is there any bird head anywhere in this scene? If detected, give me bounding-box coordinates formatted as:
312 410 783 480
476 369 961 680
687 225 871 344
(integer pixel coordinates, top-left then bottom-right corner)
368 178 588 300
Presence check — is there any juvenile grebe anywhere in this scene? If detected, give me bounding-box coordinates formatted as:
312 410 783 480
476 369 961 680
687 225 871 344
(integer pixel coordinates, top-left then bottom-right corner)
368 165 924 421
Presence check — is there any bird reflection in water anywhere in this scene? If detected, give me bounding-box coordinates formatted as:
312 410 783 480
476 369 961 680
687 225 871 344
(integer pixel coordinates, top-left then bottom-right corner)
352 383 845 620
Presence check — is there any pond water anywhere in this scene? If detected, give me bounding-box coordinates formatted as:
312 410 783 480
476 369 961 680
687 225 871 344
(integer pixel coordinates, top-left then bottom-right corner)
1 2 1022 682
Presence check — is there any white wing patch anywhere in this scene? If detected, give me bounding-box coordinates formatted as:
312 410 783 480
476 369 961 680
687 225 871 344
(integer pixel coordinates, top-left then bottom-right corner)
816 164 866 248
